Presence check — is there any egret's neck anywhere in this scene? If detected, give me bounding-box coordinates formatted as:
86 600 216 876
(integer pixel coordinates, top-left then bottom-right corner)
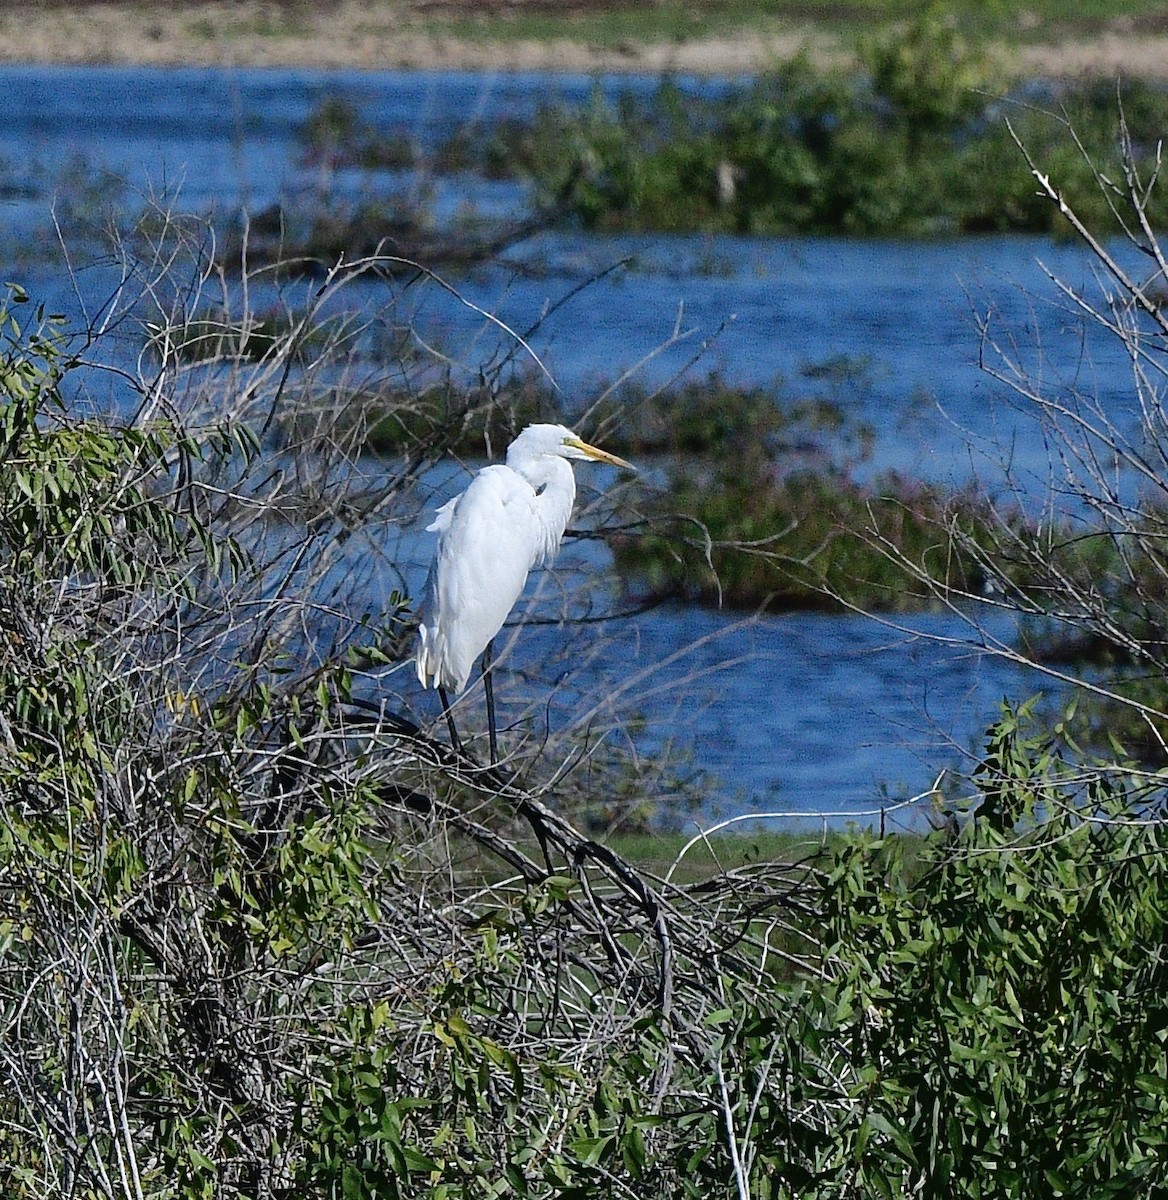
512 455 576 564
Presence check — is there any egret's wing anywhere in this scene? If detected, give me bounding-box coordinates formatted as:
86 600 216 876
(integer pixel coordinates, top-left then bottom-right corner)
415 466 541 692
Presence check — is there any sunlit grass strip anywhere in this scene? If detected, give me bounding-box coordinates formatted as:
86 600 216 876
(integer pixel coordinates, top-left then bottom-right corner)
424 0 1165 47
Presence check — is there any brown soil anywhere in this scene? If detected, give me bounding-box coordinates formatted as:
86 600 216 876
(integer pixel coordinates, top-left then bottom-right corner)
0 0 1165 78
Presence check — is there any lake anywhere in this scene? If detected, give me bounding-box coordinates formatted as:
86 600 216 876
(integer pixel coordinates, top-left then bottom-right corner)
1 64 1137 825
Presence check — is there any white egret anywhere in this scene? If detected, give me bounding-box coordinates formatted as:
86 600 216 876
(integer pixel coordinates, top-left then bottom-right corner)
415 423 634 761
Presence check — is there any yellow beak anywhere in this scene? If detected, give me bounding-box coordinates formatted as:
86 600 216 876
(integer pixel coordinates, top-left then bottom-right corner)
565 436 636 471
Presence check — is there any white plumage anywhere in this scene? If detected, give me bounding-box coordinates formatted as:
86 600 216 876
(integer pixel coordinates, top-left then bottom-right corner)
415 423 633 694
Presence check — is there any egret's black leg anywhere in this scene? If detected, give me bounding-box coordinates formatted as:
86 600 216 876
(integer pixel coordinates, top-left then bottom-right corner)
481 638 499 765
437 685 462 756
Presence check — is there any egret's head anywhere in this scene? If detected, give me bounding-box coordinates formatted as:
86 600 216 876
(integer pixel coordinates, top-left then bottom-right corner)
508 423 635 471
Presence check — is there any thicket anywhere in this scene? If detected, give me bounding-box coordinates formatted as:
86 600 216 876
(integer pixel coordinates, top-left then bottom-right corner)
7 113 1168 1200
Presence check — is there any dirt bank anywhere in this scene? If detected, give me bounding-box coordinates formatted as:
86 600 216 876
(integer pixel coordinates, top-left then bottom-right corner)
0 0 1164 79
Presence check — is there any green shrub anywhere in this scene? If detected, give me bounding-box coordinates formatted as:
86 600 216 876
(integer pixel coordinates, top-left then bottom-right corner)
781 704 1168 1197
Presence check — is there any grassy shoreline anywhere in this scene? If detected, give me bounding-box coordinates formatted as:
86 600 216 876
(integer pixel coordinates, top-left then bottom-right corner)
4 0 1168 78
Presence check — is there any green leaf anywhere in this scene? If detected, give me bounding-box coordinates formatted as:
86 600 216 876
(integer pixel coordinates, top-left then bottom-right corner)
402 1147 440 1173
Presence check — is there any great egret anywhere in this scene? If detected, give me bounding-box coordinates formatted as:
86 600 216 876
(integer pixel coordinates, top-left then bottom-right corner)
415 423 634 761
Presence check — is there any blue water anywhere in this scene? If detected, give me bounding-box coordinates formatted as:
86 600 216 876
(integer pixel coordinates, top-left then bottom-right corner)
0 64 1138 825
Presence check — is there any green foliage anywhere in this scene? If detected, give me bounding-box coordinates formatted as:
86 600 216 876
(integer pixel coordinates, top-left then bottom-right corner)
780 704 1168 1197
0 282 390 1197
865 8 989 140
617 422 1002 612
293 908 683 1200
477 28 1168 237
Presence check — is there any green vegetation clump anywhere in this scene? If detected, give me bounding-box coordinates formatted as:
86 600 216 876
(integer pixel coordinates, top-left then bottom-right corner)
599 373 862 458
776 702 1168 1197
621 454 1003 611
474 19 1168 237
602 373 996 612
